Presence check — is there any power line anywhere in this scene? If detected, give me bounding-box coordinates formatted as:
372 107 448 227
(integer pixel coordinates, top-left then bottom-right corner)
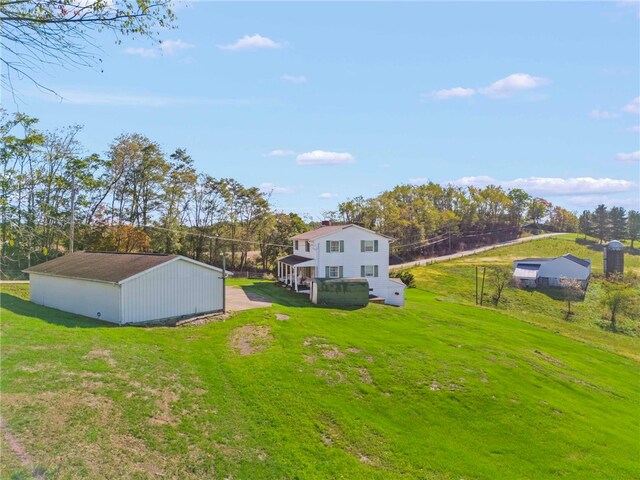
144 225 293 249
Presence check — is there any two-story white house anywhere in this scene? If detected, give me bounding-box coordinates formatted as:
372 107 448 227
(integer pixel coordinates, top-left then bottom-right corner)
277 223 406 306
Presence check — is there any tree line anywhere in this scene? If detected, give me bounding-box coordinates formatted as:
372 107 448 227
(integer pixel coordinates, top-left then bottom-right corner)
324 185 580 262
4 111 630 278
578 205 640 248
0 111 308 278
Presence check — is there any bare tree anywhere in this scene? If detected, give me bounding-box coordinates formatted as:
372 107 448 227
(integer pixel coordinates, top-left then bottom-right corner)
1 1 176 95
558 277 585 319
489 266 511 305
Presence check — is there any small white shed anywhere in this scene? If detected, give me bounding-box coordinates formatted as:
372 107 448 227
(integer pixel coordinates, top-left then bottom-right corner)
24 252 225 325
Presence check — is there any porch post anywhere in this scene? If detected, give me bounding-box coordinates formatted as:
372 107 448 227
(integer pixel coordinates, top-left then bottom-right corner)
278 262 281 282
294 266 298 292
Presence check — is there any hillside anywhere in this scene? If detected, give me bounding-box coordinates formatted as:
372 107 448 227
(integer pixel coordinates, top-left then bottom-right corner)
407 234 640 359
2 261 639 479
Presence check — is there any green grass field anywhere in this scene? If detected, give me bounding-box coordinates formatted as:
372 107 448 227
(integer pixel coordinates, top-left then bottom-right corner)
1 236 639 479
407 234 640 360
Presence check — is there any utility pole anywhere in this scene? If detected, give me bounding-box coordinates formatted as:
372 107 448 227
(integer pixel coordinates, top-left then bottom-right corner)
475 266 478 305
221 252 226 314
69 172 76 253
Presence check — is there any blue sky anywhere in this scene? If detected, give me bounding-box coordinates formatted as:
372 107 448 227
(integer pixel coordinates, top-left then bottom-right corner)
4 1 640 219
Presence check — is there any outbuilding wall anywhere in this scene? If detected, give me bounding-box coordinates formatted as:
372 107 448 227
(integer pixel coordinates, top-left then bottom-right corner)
29 273 121 323
538 257 591 284
120 259 223 324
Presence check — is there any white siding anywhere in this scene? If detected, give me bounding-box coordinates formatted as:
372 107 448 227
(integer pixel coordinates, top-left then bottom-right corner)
29 273 121 323
315 227 389 291
120 259 223 324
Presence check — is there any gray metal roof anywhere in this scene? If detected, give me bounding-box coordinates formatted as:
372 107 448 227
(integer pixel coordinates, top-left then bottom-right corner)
562 254 591 268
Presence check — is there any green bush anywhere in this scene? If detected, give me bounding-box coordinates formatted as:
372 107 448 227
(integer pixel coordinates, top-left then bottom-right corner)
390 270 416 288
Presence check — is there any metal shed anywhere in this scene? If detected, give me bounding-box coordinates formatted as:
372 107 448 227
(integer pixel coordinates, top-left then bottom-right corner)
310 278 370 307
24 252 225 325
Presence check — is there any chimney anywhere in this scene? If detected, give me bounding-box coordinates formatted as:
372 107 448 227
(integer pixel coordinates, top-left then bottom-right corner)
321 220 332 226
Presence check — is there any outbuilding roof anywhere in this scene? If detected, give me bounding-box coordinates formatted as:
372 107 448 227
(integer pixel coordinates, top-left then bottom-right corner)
514 254 590 269
562 254 591 268
24 251 186 283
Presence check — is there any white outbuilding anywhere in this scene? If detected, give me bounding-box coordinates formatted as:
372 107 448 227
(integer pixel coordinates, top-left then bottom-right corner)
512 254 591 289
24 252 225 325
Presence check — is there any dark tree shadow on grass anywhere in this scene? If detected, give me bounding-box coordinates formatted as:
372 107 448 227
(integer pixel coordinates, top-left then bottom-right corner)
575 238 640 256
1 292 116 329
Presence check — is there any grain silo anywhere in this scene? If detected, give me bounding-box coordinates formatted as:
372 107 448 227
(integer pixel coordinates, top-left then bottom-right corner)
604 240 624 277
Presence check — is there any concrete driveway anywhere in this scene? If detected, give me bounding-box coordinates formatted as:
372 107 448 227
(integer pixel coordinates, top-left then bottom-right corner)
225 286 272 312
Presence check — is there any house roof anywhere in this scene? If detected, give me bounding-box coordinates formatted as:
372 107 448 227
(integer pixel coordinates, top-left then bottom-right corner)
278 254 315 266
291 224 394 241
24 251 186 284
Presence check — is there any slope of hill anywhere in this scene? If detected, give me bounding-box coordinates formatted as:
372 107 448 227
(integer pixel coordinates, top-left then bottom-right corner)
408 234 640 359
1 271 638 479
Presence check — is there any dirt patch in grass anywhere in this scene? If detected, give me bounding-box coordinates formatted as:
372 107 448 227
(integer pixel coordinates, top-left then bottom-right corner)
0 416 46 480
533 350 566 368
149 389 179 426
355 367 373 384
83 349 116 366
229 324 273 356
2 391 169 478
275 313 290 321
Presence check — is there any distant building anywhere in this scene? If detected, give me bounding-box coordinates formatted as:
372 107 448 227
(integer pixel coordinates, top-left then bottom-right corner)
512 254 591 289
277 222 406 306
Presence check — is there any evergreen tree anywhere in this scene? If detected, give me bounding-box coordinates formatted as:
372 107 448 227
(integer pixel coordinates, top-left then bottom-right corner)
609 207 627 240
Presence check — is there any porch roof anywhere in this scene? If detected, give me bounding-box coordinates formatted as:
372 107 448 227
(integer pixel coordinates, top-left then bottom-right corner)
278 254 315 266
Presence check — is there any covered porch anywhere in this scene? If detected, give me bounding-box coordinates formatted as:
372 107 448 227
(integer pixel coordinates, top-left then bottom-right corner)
277 255 316 293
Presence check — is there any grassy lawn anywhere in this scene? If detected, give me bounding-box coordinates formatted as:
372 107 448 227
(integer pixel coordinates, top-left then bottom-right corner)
1 247 639 478
408 234 640 360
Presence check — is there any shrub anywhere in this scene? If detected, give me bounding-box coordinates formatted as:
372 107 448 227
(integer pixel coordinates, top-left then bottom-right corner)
391 270 416 288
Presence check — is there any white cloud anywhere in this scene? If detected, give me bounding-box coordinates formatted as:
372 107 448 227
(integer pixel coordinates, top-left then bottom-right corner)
431 87 476 100
480 73 550 98
625 125 640 133
296 150 355 166
218 34 282 51
281 74 307 84
451 176 636 195
160 39 194 55
30 88 266 107
408 177 428 185
124 47 158 58
319 192 338 199
453 175 496 187
590 109 620 120
622 96 640 115
615 150 640 162
264 149 296 157
259 182 294 194
125 39 194 58
428 73 549 101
